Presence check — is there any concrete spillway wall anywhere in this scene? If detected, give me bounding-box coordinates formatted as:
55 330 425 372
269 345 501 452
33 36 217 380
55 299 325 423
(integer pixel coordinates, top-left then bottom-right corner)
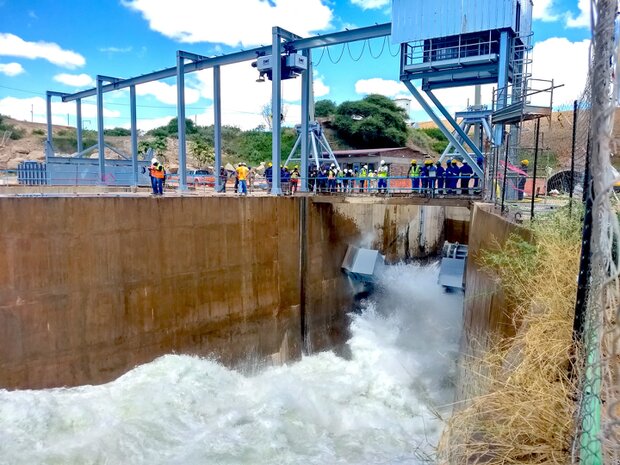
0 196 469 389
457 203 532 401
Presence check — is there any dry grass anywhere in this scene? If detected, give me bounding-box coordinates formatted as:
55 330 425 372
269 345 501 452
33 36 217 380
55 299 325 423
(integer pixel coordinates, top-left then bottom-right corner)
438 208 583 464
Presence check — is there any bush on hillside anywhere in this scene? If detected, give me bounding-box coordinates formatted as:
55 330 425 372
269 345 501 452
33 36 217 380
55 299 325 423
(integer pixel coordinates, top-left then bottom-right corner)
331 94 408 148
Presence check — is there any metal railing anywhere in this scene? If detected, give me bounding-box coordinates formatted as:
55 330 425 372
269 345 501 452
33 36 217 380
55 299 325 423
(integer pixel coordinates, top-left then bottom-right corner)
403 31 499 67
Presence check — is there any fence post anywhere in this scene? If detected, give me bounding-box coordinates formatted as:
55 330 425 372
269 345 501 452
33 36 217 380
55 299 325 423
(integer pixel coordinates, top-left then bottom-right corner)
569 100 578 217
530 118 540 220
500 133 510 213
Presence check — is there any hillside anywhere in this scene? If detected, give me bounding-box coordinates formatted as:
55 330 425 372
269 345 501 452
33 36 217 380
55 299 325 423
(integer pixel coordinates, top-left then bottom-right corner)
2 108 619 171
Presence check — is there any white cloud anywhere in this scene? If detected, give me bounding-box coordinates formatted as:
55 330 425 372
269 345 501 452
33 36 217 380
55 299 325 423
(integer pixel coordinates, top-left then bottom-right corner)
0 33 85 68
350 0 390 10
122 0 333 46
54 73 94 87
355 78 411 99
0 62 24 76
135 80 201 105
0 96 121 126
313 70 330 97
195 62 328 129
531 37 590 105
532 0 560 21
98 46 133 53
565 0 590 28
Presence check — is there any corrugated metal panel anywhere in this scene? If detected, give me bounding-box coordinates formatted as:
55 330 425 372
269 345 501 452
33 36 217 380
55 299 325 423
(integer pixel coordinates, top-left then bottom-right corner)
392 0 517 44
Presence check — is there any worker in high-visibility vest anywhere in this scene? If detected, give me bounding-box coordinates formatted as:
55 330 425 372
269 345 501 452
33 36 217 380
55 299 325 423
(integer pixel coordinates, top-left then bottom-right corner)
359 164 368 192
408 160 421 192
377 160 388 194
148 158 165 195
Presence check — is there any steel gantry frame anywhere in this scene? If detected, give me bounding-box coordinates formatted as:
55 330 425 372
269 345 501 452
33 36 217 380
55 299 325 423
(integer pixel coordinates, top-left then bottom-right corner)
50 23 391 192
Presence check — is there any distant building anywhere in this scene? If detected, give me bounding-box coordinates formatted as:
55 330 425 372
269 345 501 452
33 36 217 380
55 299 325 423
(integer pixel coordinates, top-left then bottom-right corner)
393 98 412 118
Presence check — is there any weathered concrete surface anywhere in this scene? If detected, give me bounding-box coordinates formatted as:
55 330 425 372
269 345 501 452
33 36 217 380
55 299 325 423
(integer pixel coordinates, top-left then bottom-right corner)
0 197 307 389
457 203 532 400
0 196 470 389
328 201 470 262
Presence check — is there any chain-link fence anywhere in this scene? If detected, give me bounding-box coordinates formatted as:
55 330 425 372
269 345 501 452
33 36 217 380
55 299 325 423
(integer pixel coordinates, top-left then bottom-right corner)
572 0 620 463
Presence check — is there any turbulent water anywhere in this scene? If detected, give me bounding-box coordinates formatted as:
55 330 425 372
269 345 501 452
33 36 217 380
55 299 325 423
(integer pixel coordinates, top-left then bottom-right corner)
0 263 463 465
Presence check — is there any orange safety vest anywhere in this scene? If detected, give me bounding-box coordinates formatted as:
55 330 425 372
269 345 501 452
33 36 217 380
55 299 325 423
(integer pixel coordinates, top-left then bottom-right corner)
150 164 165 179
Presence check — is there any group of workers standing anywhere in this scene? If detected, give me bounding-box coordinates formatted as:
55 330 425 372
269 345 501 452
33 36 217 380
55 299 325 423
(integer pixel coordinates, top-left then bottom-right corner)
406 157 481 195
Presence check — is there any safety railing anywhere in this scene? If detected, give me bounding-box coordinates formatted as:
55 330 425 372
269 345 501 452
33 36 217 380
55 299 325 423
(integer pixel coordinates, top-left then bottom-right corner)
403 31 499 67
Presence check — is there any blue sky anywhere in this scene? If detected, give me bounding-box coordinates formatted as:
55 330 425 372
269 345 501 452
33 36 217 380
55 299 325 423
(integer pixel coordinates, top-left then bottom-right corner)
0 0 594 131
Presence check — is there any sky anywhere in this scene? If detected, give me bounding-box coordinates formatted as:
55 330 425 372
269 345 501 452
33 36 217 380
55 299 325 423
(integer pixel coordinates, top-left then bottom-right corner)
0 0 593 132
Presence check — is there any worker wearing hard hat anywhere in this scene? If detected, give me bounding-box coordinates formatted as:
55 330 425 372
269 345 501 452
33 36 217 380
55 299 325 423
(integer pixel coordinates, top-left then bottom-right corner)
148 157 165 196
459 160 474 195
359 164 368 192
446 159 460 194
377 160 389 194
420 159 434 193
408 159 421 192
236 162 250 196
435 160 446 194
518 159 529 200
265 161 273 187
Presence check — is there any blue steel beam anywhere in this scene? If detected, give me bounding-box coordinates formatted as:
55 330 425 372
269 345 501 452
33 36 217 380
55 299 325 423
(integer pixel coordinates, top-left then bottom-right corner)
76 99 83 154
130 85 138 187
96 76 121 185
62 47 272 102
45 91 68 159
176 52 188 191
403 80 483 178
271 27 283 195
425 89 484 178
300 48 310 193
213 65 222 192
61 23 391 103
287 23 391 51
494 30 511 146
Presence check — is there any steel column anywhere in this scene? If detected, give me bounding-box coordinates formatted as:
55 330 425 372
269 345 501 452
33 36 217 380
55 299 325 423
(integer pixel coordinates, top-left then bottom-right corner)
130 85 138 187
214 65 222 192
176 52 188 191
45 92 53 160
76 98 83 154
403 81 475 172
426 90 484 178
494 30 511 145
96 76 106 184
271 27 282 195
300 49 310 193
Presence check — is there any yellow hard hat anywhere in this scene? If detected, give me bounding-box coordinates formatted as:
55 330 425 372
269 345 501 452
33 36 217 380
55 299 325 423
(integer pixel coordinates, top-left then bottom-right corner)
521 159 529 166
424 159 433 165
268 162 273 167
294 165 299 169
411 159 417 164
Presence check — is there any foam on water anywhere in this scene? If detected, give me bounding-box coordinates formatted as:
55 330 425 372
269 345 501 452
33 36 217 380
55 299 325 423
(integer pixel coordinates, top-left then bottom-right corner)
0 262 463 465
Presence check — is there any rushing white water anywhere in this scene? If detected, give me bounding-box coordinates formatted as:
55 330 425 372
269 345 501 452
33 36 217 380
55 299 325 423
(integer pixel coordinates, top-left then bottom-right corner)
0 263 463 465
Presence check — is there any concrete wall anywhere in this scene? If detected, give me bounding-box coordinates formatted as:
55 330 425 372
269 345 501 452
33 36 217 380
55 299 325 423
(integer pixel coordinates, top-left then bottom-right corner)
457 203 531 399
0 196 470 389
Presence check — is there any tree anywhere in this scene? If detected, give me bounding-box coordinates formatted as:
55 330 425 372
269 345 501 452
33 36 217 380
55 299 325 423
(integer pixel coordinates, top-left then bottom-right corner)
189 136 215 167
147 117 198 138
138 136 168 160
331 94 408 148
260 102 288 130
314 99 337 117
104 127 131 136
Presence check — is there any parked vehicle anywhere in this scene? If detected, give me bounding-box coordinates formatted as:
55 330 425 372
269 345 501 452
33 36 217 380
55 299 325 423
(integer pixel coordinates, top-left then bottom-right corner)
187 169 215 187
